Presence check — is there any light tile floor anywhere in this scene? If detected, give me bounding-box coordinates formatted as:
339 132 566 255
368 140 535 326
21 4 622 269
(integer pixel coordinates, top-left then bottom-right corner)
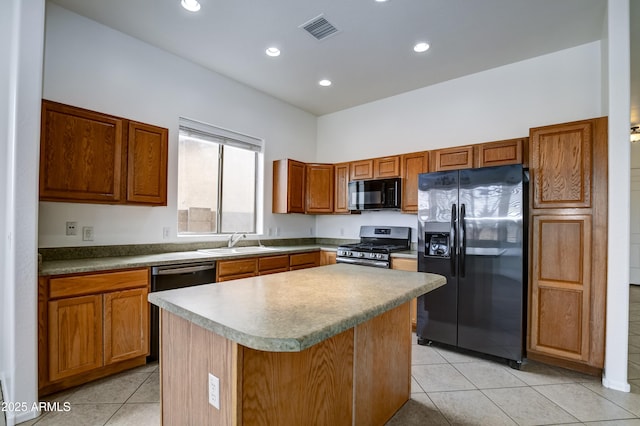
17 286 640 425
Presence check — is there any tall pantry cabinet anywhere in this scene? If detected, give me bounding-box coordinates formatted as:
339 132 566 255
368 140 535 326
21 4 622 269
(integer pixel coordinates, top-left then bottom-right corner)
527 117 608 374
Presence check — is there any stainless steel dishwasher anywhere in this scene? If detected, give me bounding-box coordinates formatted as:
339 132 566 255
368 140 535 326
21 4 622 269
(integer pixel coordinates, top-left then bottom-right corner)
149 262 216 361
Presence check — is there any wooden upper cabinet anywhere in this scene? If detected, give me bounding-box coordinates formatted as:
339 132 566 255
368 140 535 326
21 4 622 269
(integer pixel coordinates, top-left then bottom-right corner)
432 145 474 171
334 162 350 213
476 138 526 168
39 100 168 206
401 151 429 213
350 159 374 180
373 156 401 178
273 159 305 213
530 121 592 209
40 100 125 203
306 163 334 213
126 121 168 205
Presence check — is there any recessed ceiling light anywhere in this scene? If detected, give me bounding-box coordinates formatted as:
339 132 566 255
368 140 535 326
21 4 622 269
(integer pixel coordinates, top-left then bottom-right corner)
181 0 201 12
375 0 389 2
414 42 430 53
265 47 281 57
318 79 332 87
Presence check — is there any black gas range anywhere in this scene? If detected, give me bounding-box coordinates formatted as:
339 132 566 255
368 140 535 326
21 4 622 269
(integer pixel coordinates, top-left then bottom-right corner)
336 226 412 268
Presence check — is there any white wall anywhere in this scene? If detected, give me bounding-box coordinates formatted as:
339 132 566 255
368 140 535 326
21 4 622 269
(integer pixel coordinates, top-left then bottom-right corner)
603 0 631 392
0 0 12 419
39 3 318 248
316 42 603 240
1 0 45 424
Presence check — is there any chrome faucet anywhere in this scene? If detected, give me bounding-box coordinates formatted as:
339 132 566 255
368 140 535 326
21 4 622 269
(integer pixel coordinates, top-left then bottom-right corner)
227 232 246 248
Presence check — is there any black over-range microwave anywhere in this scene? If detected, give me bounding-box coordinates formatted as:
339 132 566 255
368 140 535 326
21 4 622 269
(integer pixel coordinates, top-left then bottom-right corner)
348 178 402 211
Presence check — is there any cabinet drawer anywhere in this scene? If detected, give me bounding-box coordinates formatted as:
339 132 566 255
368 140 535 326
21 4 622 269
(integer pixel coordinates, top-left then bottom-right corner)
259 255 290 273
49 269 149 299
217 272 257 282
289 252 320 268
217 258 258 279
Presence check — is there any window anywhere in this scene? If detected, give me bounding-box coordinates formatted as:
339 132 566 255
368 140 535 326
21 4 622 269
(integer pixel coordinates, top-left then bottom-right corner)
177 118 263 235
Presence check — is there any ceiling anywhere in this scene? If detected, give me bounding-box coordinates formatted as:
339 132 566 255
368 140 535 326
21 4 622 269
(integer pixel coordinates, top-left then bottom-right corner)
49 0 635 121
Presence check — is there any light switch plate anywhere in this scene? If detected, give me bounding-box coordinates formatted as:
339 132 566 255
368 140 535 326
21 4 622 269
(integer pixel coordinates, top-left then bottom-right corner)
82 226 94 241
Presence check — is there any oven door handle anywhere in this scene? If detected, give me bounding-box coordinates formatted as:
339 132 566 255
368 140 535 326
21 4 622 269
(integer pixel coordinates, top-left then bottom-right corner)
152 264 216 275
336 257 389 268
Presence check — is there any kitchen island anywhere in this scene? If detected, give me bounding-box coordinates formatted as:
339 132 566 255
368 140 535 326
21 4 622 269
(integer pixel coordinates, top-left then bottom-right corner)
148 263 445 425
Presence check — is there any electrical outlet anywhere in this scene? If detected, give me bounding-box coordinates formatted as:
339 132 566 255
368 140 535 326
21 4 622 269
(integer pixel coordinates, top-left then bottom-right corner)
208 373 220 409
340 228 344 236
163 227 170 239
66 221 77 236
82 226 94 241
268 227 273 237
275 227 281 236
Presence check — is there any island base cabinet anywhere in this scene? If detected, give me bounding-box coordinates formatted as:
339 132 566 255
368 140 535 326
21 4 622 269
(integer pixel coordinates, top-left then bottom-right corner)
160 302 412 425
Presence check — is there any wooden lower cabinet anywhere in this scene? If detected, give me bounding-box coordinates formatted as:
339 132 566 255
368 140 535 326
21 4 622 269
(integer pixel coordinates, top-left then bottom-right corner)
289 251 320 270
216 258 258 282
48 295 104 382
39 268 150 395
104 288 150 364
258 255 290 275
390 258 418 331
218 250 323 282
320 250 337 265
529 215 592 363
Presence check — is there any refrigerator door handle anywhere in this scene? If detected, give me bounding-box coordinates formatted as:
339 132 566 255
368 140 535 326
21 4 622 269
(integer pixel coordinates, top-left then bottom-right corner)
460 203 466 277
450 203 457 277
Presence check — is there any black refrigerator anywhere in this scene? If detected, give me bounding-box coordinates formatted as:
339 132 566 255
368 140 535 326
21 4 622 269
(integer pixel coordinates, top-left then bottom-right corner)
416 164 527 366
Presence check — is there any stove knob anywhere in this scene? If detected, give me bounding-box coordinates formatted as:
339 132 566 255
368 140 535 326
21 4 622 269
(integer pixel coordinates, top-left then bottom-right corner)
358 252 365 258
346 251 352 257
376 253 383 259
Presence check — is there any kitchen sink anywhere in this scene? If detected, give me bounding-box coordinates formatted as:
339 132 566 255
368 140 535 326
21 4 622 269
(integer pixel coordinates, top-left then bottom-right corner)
198 246 279 255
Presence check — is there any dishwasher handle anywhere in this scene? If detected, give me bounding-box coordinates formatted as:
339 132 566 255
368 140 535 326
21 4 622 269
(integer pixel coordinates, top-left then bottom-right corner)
152 263 216 276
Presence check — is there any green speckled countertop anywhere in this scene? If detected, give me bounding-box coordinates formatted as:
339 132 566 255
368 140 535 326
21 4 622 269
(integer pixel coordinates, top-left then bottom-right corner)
148 263 445 352
39 244 418 276
38 245 329 276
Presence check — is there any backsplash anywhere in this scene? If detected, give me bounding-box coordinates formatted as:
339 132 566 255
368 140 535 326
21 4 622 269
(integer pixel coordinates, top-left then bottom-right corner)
38 237 360 261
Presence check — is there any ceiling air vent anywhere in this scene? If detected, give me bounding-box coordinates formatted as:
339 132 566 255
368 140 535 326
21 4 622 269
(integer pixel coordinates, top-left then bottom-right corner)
300 14 339 41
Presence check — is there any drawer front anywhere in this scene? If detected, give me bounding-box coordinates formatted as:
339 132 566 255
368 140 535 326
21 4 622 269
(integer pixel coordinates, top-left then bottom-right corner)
49 268 149 299
258 255 290 272
217 272 257 282
217 258 258 278
289 252 320 268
